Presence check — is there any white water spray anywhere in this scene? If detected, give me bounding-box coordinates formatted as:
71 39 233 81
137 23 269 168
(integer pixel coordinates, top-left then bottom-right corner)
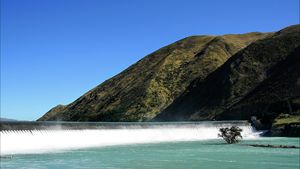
0 123 260 155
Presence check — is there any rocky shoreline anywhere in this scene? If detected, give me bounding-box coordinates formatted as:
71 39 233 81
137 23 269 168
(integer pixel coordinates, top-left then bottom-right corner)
248 144 300 149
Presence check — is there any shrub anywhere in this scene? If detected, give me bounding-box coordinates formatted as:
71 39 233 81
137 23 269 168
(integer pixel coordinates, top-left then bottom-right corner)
218 126 243 144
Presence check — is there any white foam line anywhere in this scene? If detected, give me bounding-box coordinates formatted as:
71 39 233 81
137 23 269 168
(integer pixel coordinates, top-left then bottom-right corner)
0 125 259 155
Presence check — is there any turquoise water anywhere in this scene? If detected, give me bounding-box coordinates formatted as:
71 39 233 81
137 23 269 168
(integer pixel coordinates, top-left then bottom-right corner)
1 137 299 169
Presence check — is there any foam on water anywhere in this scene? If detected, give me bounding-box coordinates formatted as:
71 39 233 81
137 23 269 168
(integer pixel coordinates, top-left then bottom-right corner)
0 123 260 155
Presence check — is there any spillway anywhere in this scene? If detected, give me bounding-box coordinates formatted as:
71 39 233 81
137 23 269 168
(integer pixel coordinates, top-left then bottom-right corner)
0 121 260 155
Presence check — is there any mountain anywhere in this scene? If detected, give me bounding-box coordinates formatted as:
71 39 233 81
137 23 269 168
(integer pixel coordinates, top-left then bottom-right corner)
155 25 300 128
38 32 268 121
217 47 300 121
0 117 18 121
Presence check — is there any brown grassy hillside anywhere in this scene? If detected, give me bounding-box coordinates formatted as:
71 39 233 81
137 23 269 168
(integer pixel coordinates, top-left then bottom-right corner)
39 32 267 121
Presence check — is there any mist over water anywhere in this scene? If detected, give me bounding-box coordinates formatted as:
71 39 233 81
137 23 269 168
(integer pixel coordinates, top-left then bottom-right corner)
0 122 260 155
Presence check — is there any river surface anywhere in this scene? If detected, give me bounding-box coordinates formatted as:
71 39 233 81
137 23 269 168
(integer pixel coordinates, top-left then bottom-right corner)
1 137 299 169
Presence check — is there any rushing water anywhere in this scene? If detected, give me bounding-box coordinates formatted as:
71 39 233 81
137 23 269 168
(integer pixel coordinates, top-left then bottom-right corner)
0 122 299 169
0 122 256 155
1 138 299 169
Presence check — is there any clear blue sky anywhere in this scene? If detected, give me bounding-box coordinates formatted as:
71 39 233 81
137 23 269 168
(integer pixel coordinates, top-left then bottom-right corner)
1 0 299 120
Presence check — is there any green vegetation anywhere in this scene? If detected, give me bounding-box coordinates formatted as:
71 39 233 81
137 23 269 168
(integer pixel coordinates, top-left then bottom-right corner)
273 114 300 126
156 25 300 124
270 112 300 137
38 25 300 137
39 32 267 122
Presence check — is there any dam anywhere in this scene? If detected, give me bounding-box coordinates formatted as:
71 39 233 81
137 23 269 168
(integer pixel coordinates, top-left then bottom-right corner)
0 121 260 155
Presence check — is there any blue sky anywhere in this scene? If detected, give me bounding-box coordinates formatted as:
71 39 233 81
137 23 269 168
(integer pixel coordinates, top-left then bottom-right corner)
1 0 299 120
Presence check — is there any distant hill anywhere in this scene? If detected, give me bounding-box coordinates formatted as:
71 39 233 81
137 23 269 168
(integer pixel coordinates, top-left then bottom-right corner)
39 32 267 121
0 117 17 121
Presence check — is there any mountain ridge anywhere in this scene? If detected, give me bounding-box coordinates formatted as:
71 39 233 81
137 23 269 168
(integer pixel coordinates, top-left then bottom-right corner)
38 31 268 121
38 24 300 136
155 25 300 124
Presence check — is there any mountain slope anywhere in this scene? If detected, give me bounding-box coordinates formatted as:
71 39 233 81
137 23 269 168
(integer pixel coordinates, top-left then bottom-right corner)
217 47 300 121
39 33 267 121
155 25 300 121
